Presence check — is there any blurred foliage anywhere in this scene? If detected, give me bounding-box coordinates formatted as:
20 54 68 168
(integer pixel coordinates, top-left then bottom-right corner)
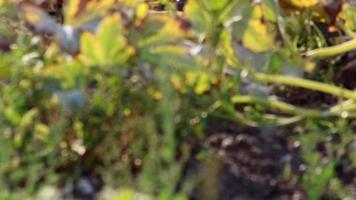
0 0 355 199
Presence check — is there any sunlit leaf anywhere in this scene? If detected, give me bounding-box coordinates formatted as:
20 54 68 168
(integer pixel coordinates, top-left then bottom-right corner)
242 5 275 52
210 0 230 11
136 3 149 20
34 123 50 141
79 14 133 66
64 0 82 24
185 71 217 94
195 72 211 94
184 0 210 33
122 0 140 7
114 188 134 200
280 0 319 8
97 14 124 57
138 15 189 47
262 0 278 22
80 31 105 65
4 107 21 126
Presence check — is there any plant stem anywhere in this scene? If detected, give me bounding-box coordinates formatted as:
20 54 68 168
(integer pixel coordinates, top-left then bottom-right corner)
231 95 356 118
253 73 356 101
330 100 356 113
231 95 321 117
218 98 305 126
305 38 356 58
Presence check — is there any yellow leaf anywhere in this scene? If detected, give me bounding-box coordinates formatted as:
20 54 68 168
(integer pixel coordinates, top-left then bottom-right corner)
185 71 214 95
136 3 149 20
148 87 162 100
171 74 187 92
80 31 105 65
79 14 132 66
86 0 116 11
195 73 211 95
242 5 275 52
64 0 81 24
154 15 187 39
97 14 124 56
34 123 50 141
138 15 188 47
186 71 199 86
41 65 65 77
280 0 319 8
122 0 140 7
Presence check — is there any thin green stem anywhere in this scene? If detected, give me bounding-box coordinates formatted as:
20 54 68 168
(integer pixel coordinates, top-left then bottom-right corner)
218 100 305 126
305 38 356 58
214 101 258 126
231 95 321 117
231 95 356 118
338 21 356 39
253 73 356 101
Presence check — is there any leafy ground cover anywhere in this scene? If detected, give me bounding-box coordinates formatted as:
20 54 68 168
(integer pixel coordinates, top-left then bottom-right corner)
0 0 355 199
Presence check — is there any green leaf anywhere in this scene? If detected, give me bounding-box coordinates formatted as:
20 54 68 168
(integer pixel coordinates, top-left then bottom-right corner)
0 57 11 79
20 109 38 129
4 107 21 125
341 3 356 32
262 0 278 22
80 14 133 66
114 188 135 200
97 14 124 57
184 0 210 33
210 0 230 11
80 31 105 65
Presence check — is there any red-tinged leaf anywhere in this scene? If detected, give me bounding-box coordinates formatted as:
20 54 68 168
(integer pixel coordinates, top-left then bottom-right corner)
322 0 345 27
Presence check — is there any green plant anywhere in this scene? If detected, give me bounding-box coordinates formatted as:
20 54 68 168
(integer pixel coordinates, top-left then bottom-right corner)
0 0 355 199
